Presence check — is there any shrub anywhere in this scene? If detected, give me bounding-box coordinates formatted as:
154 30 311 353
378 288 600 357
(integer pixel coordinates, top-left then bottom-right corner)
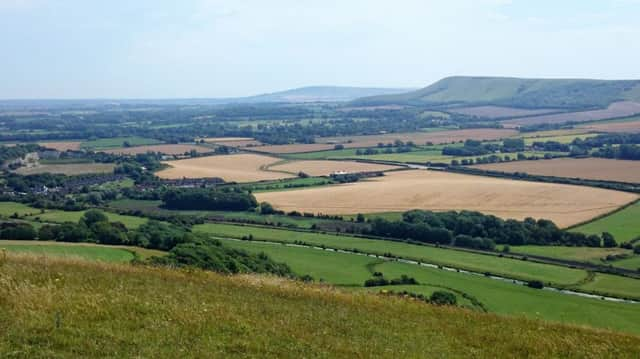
429 291 457 305
527 280 544 289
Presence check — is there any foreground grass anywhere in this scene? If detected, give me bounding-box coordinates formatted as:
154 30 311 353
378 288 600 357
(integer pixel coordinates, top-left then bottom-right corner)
573 201 640 243
1 254 639 357
194 223 587 286
222 239 640 334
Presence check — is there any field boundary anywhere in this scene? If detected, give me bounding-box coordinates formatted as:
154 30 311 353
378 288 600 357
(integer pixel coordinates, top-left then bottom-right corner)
565 198 640 234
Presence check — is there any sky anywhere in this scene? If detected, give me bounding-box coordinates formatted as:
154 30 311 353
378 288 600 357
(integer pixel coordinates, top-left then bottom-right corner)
1 0 640 99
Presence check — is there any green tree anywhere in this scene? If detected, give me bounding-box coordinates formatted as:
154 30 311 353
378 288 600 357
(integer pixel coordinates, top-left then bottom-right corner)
430 291 457 305
602 232 616 248
81 209 109 227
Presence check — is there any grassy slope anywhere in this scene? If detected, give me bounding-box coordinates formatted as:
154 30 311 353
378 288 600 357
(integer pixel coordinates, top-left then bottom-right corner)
2 255 639 357
573 201 640 243
0 240 165 261
220 239 640 335
353 76 640 108
194 223 586 285
0 241 134 262
502 245 631 262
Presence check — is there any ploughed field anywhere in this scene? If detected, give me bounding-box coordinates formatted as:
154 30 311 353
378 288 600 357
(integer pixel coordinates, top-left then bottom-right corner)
579 118 640 133
255 170 638 228
471 158 640 184
447 106 560 119
502 101 640 127
156 153 401 182
103 144 213 155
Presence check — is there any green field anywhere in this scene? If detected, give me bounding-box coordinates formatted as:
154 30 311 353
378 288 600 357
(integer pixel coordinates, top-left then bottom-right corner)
244 177 336 193
580 273 640 300
3 256 638 357
503 245 632 263
572 201 640 243
27 210 148 229
221 238 640 335
108 199 331 229
80 136 163 151
194 223 587 286
0 202 42 217
0 241 134 262
522 133 599 145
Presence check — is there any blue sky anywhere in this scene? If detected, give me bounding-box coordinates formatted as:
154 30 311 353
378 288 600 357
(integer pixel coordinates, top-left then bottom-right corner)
1 0 639 98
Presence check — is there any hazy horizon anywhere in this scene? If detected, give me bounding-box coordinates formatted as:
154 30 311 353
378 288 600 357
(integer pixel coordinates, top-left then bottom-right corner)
2 0 640 99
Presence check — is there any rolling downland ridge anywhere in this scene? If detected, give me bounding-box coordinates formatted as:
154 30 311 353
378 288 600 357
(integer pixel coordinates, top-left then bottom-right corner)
353 76 640 109
1 253 639 358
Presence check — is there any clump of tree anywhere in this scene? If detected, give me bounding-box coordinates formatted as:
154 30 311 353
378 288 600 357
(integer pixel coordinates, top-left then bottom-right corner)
366 209 615 248
364 273 418 287
150 239 293 276
162 187 257 211
0 222 37 240
429 291 457 305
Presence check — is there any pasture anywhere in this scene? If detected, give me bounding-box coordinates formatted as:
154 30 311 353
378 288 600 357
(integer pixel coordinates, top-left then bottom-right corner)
14 163 115 175
572 201 640 243
255 170 637 228
220 238 640 334
27 210 148 229
0 202 42 217
103 144 213 155
472 158 640 184
156 153 296 182
195 223 588 285
503 245 631 263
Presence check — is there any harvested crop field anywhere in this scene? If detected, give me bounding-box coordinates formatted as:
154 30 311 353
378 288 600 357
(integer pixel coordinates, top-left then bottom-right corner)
14 163 115 175
268 160 401 176
579 119 640 133
252 143 336 154
502 101 640 127
38 141 82 151
316 128 519 149
255 170 637 228
471 158 640 184
103 144 212 155
447 106 560 119
155 154 295 182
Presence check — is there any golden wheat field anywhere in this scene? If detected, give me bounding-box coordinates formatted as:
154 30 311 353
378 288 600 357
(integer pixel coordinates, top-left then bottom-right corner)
255 170 638 227
156 153 296 182
472 158 640 184
269 160 401 176
103 144 212 155
317 128 519 148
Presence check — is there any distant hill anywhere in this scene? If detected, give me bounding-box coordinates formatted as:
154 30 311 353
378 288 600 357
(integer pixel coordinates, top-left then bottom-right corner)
0 87 414 110
353 76 640 109
241 86 415 103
